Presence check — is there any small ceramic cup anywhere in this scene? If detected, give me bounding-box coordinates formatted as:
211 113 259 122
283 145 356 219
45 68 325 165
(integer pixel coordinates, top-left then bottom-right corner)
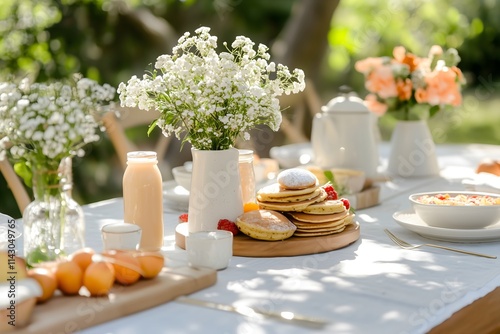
186 230 233 270
101 223 142 250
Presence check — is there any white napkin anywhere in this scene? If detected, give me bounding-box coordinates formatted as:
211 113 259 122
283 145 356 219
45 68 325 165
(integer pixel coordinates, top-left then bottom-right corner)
462 172 500 193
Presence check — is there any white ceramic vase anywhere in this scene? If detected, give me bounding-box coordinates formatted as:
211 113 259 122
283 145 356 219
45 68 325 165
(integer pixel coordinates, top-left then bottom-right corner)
387 120 439 177
188 148 244 233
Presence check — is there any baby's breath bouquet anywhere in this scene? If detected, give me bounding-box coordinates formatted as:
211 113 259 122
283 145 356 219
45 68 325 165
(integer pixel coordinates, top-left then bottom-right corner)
0 75 115 264
0 75 115 186
118 26 306 150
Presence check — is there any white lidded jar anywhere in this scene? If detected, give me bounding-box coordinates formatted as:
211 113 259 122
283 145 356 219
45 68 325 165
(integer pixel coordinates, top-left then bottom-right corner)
311 89 379 178
123 151 164 251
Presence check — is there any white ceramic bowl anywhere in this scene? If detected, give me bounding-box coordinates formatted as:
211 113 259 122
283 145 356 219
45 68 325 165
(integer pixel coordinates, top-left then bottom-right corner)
328 168 366 194
409 191 500 229
307 167 365 194
269 143 314 168
172 165 192 191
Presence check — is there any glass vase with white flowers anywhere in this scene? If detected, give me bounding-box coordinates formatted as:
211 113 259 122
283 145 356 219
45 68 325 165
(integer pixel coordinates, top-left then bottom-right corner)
0 75 115 264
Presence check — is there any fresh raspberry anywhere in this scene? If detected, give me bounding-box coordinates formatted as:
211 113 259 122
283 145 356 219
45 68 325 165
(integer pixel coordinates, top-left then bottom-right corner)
340 198 350 210
178 213 188 223
217 219 239 236
322 184 338 200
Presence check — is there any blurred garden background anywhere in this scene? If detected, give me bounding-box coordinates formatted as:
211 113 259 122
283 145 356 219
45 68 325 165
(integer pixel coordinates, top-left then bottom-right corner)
1 0 499 218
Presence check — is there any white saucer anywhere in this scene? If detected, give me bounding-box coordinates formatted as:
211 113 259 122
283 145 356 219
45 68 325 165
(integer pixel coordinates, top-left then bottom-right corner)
392 209 500 243
163 180 189 212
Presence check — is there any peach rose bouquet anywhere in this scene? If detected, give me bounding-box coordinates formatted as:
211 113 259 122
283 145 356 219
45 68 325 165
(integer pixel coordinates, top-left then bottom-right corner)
355 46 465 120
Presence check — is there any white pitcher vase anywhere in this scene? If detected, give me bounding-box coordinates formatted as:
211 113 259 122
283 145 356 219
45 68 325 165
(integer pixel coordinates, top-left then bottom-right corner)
387 120 439 177
188 148 244 233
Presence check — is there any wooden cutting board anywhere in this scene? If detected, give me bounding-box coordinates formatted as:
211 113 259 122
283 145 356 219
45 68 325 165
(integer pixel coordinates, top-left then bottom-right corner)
15 266 216 334
176 222 360 257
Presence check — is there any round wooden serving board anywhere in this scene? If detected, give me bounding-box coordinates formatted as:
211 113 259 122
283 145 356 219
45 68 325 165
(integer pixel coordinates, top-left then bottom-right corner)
175 222 360 257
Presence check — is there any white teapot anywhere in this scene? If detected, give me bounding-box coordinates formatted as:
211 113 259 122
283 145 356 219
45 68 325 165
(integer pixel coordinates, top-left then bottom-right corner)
311 89 379 178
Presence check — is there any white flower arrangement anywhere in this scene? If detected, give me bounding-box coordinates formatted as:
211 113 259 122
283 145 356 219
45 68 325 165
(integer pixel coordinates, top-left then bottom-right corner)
118 26 306 150
0 75 115 172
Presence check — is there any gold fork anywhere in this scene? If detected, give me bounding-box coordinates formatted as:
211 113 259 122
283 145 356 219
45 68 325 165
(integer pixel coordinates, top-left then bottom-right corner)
384 229 497 259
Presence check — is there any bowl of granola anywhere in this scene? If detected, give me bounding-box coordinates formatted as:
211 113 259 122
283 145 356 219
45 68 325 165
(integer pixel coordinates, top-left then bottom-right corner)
409 191 500 229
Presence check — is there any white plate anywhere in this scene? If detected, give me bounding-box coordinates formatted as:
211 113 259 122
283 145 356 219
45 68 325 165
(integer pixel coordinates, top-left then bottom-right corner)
392 209 500 243
163 180 189 212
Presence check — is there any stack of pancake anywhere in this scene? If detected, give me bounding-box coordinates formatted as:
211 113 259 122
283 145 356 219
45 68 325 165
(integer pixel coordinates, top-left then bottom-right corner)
287 207 353 237
256 183 327 212
256 168 354 237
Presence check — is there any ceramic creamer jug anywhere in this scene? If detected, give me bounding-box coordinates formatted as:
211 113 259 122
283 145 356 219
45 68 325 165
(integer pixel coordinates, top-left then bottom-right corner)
311 89 379 178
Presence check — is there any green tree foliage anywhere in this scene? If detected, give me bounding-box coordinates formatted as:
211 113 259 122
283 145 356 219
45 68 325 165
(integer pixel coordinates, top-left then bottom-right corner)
454 0 500 85
0 0 294 85
325 0 471 91
0 0 64 80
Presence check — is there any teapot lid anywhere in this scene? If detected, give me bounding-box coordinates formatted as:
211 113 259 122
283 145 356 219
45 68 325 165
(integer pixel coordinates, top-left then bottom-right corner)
321 86 369 113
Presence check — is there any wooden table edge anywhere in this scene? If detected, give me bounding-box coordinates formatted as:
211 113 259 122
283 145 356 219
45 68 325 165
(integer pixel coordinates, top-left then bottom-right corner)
428 286 500 333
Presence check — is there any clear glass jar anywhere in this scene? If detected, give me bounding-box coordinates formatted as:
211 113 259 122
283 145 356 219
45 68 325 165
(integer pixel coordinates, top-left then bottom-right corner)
23 158 84 265
238 149 256 205
123 151 164 251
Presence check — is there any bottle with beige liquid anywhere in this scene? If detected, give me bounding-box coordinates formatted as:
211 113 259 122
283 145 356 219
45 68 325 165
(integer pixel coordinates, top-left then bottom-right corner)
123 151 164 251
238 149 256 205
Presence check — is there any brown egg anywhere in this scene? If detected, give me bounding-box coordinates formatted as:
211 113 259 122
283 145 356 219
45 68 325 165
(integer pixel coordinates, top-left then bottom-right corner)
27 267 57 303
83 261 115 296
69 247 96 272
103 250 142 285
55 261 83 295
136 252 164 279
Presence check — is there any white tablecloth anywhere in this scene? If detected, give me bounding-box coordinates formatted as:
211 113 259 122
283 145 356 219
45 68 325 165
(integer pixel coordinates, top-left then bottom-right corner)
76 143 500 334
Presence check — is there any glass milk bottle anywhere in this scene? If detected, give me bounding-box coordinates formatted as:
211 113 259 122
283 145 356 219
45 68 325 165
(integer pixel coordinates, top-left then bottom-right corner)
123 151 164 251
238 149 256 205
